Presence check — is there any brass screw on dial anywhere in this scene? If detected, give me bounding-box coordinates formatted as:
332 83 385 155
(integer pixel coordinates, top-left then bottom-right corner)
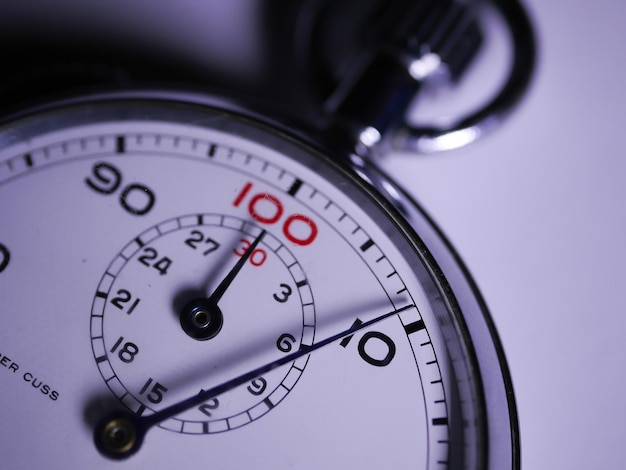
97 415 137 457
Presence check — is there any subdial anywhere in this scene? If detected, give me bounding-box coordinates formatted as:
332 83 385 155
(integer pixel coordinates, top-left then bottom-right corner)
90 214 315 434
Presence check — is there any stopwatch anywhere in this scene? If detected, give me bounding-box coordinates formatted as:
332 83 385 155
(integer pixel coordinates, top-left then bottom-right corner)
0 0 535 469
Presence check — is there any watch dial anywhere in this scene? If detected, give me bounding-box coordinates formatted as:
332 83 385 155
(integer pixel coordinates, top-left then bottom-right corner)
0 98 481 468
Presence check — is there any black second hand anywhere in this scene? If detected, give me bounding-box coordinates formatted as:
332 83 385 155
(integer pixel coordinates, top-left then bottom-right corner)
209 229 266 303
94 303 414 459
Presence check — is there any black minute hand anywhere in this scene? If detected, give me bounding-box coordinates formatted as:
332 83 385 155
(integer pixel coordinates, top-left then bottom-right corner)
94 304 414 459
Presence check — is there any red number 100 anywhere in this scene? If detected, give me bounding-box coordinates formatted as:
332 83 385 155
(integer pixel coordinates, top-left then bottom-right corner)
233 182 318 246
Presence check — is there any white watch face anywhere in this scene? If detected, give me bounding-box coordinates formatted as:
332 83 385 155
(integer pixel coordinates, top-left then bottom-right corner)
0 98 481 469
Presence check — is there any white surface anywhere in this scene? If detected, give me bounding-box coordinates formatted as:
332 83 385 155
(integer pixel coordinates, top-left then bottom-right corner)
2 1 623 468
384 1 626 468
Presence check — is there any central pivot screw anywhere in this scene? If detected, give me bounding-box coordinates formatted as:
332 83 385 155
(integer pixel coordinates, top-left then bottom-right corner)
180 298 224 340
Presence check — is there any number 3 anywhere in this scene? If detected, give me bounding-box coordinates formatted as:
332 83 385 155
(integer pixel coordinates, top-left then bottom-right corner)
273 283 293 303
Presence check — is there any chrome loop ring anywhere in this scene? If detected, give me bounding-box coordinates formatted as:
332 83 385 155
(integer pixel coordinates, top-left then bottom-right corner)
393 0 537 153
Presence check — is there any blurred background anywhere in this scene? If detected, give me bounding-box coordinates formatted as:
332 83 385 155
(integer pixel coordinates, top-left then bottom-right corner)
0 0 623 467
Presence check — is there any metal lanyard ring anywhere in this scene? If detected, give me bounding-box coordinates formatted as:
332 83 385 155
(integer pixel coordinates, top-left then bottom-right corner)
391 0 537 153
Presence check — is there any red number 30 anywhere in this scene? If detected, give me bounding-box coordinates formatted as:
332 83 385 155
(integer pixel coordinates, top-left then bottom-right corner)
234 238 268 266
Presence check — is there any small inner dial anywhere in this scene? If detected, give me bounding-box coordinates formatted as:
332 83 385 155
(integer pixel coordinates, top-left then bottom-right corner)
90 214 315 434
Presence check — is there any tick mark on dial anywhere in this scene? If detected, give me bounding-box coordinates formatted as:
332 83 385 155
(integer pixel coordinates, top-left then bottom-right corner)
404 319 425 335
116 136 125 154
360 239 374 252
207 144 216 157
287 178 303 196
